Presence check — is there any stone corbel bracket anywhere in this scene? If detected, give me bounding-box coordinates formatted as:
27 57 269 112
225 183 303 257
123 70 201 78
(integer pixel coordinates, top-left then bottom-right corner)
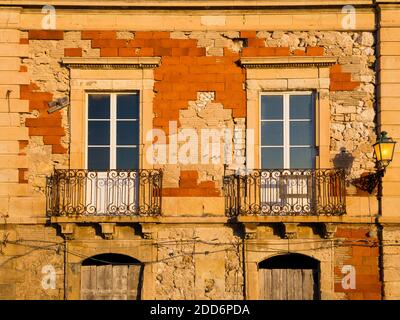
240 56 337 69
99 223 116 240
61 57 161 69
60 223 75 240
244 223 259 240
140 223 157 240
282 223 299 239
321 223 337 239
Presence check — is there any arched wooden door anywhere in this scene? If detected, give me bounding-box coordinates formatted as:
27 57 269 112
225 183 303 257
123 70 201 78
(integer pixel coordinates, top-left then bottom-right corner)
80 253 143 300
258 253 320 300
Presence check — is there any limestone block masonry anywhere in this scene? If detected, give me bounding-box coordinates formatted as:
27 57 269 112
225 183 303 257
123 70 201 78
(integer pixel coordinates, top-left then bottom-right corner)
0 1 399 300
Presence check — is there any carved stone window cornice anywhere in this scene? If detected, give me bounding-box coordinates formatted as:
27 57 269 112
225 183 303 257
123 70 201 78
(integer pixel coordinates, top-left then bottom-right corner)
240 56 337 69
61 57 161 69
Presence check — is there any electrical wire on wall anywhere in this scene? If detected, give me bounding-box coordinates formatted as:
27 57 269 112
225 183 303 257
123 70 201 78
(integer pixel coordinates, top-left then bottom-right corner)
0 235 396 269
0 234 397 301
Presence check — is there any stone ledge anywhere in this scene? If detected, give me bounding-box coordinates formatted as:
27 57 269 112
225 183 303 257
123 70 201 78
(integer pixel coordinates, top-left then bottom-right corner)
238 216 377 224
0 1 374 8
50 215 377 225
377 217 400 225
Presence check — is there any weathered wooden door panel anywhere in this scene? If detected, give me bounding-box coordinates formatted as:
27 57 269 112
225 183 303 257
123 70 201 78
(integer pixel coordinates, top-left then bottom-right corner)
112 265 128 300
81 265 97 300
271 269 287 300
259 269 272 300
81 264 142 300
301 269 314 300
96 265 113 300
287 269 303 300
127 265 142 300
259 268 318 300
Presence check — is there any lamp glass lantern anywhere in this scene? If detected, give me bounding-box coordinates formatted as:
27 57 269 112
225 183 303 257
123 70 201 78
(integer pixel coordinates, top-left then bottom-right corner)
373 131 396 169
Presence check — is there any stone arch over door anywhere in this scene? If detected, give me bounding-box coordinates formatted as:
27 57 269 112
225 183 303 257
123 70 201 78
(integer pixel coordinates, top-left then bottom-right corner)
80 253 143 300
258 253 320 300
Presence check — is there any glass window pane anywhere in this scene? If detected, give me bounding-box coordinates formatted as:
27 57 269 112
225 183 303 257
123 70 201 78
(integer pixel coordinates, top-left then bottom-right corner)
290 121 314 145
290 94 313 119
117 94 139 119
261 95 283 120
261 147 284 169
261 122 283 146
88 94 110 119
88 121 110 145
88 147 110 170
290 147 315 169
117 121 139 145
117 147 139 170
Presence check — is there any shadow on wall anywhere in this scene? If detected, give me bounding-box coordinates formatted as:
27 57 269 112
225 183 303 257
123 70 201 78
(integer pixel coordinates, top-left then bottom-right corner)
333 147 379 194
332 147 354 174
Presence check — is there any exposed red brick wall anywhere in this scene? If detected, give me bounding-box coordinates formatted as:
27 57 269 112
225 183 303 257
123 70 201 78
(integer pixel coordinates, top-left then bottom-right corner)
334 226 381 300
20 82 67 155
28 30 64 40
163 170 220 196
18 140 29 184
330 64 360 91
64 48 82 57
81 31 116 40
18 168 28 184
69 30 361 126
18 140 28 155
24 30 361 196
80 30 246 147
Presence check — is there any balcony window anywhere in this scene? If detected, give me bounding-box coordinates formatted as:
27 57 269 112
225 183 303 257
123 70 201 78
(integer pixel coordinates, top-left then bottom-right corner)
47 92 162 216
224 92 345 217
87 92 140 170
260 92 316 170
258 92 318 214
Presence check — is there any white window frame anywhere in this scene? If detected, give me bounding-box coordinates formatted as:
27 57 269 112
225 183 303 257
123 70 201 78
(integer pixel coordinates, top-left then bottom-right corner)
85 91 140 170
259 91 315 169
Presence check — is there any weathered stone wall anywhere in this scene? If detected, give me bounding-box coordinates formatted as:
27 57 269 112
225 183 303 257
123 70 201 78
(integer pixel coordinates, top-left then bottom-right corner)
19 29 376 200
0 2 394 301
155 226 243 300
382 226 400 300
0 224 64 300
1 222 386 300
21 31 73 196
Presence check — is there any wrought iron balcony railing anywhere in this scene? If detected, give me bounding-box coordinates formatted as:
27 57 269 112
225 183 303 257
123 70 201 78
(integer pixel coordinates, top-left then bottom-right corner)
223 169 346 217
47 169 162 216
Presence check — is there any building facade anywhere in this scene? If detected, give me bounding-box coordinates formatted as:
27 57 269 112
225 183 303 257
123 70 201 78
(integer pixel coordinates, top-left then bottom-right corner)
0 0 399 300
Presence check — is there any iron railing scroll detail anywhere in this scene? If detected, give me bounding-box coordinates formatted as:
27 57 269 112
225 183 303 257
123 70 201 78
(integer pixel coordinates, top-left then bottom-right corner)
47 169 163 216
224 169 346 217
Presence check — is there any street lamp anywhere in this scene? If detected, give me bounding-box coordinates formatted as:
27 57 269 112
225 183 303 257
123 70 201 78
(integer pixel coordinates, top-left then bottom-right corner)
372 131 396 218
373 131 396 170
372 131 396 300
352 131 396 194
